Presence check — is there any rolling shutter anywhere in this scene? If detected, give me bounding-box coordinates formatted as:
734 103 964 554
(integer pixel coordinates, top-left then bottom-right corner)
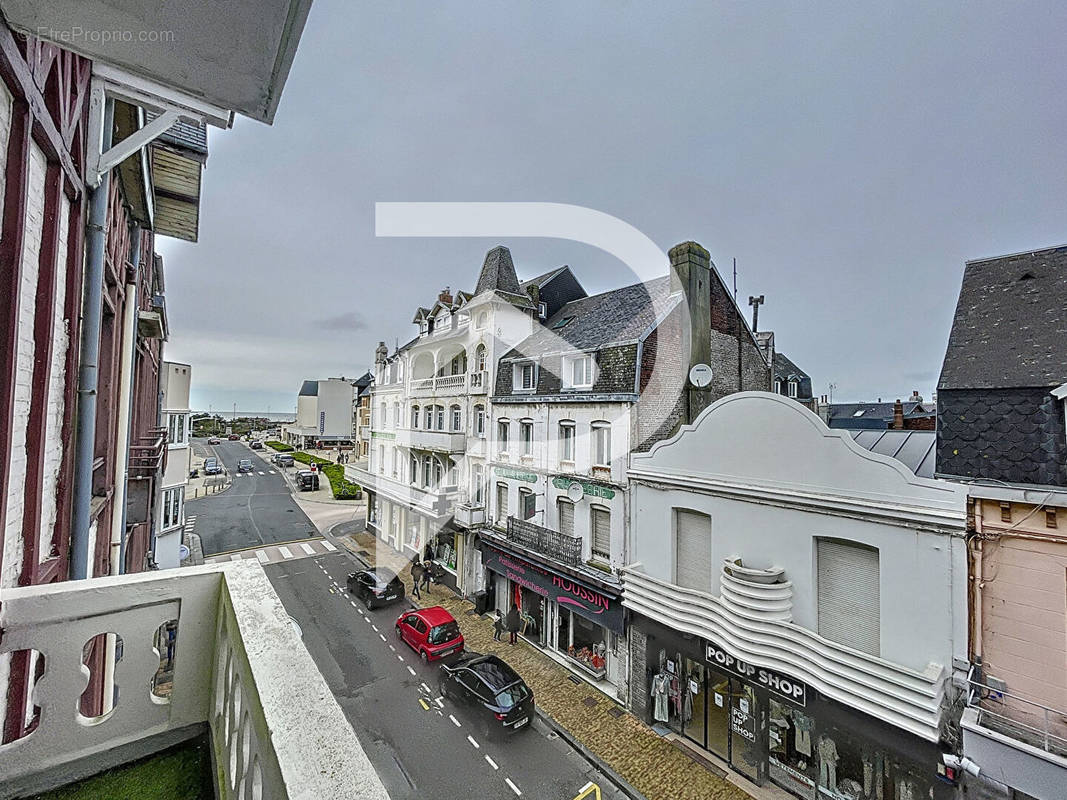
817 539 880 656
558 500 575 537
496 483 509 522
591 507 611 559
675 511 712 591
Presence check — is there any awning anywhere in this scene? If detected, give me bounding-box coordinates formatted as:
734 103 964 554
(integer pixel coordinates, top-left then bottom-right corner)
1 0 312 123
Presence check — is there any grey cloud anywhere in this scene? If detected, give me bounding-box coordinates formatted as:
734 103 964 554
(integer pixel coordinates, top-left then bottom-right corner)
320 311 367 331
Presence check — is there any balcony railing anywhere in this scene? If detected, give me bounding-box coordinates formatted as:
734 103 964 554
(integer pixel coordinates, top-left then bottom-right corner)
469 370 488 393
505 517 582 567
128 426 168 479
345 462 460 518
0 562 388 800
965 669 1067 757
409 374 468 395
395 427 466 453
455 502 486 529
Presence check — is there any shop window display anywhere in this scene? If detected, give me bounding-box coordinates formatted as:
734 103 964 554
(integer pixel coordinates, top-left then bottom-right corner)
559 610 607 677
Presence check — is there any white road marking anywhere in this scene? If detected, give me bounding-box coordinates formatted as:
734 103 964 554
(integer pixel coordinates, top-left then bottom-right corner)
269 470 277 474
364 617 371 624
406 665 416 676
372 624 378 632
397 654 404 662
300 543 315 555
434 697 444 707
257 471 265 475
278 546 293 559
229 554 242 561
449 714 461 727
485 755 498 770
379 633 386 642
505 778 522 796
321 541 337 551
389 644 396 651
420 682 431 694
467 735 479 749
350 601 357 607
255 550 268 563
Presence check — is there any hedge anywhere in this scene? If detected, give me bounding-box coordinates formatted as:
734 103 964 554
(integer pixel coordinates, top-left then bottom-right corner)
291 452 361 500
265 441 294 452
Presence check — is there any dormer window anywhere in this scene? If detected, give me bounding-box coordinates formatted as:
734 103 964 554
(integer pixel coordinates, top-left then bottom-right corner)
513 361 537 392
774 380 782 394
420 321 428 336
788 381 798 398
565 354 595 389
538 302 547 318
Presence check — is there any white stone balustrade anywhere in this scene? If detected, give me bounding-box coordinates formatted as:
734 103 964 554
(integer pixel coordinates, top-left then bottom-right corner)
0 562 389 800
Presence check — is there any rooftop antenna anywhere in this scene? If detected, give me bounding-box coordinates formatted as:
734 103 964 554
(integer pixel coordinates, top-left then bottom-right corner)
828 382 837 404
732 258 737 302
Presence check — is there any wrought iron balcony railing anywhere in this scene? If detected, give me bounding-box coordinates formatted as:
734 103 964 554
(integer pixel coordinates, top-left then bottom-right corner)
505 517 582 567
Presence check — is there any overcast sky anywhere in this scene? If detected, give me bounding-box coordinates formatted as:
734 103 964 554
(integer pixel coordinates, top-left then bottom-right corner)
157 1 1067 414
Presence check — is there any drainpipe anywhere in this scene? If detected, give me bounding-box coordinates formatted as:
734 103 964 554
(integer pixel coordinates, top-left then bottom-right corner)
115 224 141 576
69 98 114 581
972 506 984 664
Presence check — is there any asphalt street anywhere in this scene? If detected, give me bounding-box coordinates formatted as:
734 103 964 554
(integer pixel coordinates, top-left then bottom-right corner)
265 552 626 800
187 440 319 555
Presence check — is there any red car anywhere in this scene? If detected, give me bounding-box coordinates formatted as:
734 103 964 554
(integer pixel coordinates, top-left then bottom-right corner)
395 606 464 662
228 434 240 440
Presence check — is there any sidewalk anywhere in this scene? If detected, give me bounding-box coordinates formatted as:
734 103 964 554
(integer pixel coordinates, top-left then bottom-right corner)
337 529 753 800
185 440 231 501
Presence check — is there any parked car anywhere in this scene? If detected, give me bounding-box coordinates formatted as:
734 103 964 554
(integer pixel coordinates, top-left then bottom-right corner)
295 470 319 491
203 458 222 475
346 568 405 610
250 440 263 450
237 459 254 473
394 606 464 662
228 434 240 441
438 653 533 736
207 437 221 445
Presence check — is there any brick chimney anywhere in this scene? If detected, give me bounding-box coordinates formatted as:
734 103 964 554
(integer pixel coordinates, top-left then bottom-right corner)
892 399 904 429
438 287 453 305
669 241 712 424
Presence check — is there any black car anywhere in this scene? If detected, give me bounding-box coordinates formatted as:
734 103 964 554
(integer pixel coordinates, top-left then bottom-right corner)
237 458 254 473
346 568 405 609
295 470 319 491
439 653 534 736
203 458 222 475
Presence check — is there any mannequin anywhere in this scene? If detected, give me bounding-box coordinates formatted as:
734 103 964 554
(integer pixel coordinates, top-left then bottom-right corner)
650 670 670 723
817 734 839 790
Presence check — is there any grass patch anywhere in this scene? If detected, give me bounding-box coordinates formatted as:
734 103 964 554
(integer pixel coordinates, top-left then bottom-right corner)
265 441 293 452
33 738 211 800
291 452 361 499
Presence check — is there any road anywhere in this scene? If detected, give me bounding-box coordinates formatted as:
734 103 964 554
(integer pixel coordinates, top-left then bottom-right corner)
265 552 626 800
187 440 320 555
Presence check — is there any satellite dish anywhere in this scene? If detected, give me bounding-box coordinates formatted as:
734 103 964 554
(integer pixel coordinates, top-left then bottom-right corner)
567 481 585 503
689 363 713 388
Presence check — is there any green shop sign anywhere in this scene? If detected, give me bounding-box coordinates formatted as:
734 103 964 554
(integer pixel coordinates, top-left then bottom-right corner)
494 466 538 483
370 431 395 440
552 477 615 500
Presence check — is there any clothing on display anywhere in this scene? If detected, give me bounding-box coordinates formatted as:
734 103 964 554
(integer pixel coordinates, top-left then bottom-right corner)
651 672 670 723
817 734 839 790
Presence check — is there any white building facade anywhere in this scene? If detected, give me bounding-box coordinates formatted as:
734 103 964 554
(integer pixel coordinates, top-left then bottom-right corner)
157 362 191 569
624 392 968 800
284 378 355 449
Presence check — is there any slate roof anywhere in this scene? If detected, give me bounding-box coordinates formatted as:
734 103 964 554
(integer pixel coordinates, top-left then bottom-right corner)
827 401 935 425
841 428 937 478
298 380 318 397
475 246 523 295
520 265 568 289
939 245 1067 390
502 276 672 359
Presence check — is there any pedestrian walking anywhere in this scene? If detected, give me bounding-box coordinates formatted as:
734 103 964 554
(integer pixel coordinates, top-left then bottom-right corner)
492 611 504 642
419 561 433 593
410 561 424 599
505 603 520 645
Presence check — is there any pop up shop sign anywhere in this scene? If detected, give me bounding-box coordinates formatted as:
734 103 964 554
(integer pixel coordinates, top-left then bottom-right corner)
705 642 807 706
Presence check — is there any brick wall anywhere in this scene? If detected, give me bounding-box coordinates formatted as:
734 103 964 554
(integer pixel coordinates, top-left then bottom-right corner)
628 624 649 719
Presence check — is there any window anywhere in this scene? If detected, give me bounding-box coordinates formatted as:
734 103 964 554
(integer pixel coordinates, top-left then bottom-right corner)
591 506 610 561
674 510 711 591
474 405 485 437
167 413 187 445
568 355 595 388
433 459 443 487
496 483 509 523
538 301 547 318
162 487 182 530
787 381 798 398
557 499 575 537
773 380 782 394
424 406 433 429
410 454 419 484
411 405 420 428
393 402 400 426
451 405 462 431
559 421 575 462
519 488 535 520
378 445 385 474
591 421 611 467
497 419 510 451
551 316 574 329
379 403 387 427
472 464 484 504
520 419 533 455
435 405 445 431
817 539 880 657
514 361 536 391
390 448 397 477
475 344 487 372
423 457 433 487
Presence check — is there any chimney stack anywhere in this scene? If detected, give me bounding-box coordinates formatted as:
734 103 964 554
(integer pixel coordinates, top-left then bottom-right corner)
669 241 712 424
438 287 453 305
909 389 922 403
892 399 904 430
374 341 388 366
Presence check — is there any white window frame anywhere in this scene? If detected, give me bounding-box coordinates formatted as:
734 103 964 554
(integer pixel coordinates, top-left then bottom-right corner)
513 361 537 392
496 482 509 523
559 421 575 462
566 354 595 389
591 421 611 467
411 405 420 429
167 412 187 446
451 405 462 432
520 419 533 456
590 505 610 561
472 464 485 504
788 380 798 398
497 419 510 452
161 487 183 530
774 379 782 394
474 405 486 438
435 405 445 431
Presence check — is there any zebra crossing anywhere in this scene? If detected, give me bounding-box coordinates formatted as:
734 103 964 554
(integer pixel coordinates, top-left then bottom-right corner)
232 470 278 477
205 538 338 566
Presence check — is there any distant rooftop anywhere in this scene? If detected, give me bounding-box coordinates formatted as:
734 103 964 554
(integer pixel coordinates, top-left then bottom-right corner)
841 428 936 478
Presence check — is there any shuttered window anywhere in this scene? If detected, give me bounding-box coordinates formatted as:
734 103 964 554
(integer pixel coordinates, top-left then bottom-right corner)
558 499 575 537
817 539 880 656
675 510 712 591
591 507 610 561
496 483 509 523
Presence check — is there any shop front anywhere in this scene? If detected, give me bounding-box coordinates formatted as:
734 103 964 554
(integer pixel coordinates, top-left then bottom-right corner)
635 617 951 800
481 542 625 689
424 527 461 593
